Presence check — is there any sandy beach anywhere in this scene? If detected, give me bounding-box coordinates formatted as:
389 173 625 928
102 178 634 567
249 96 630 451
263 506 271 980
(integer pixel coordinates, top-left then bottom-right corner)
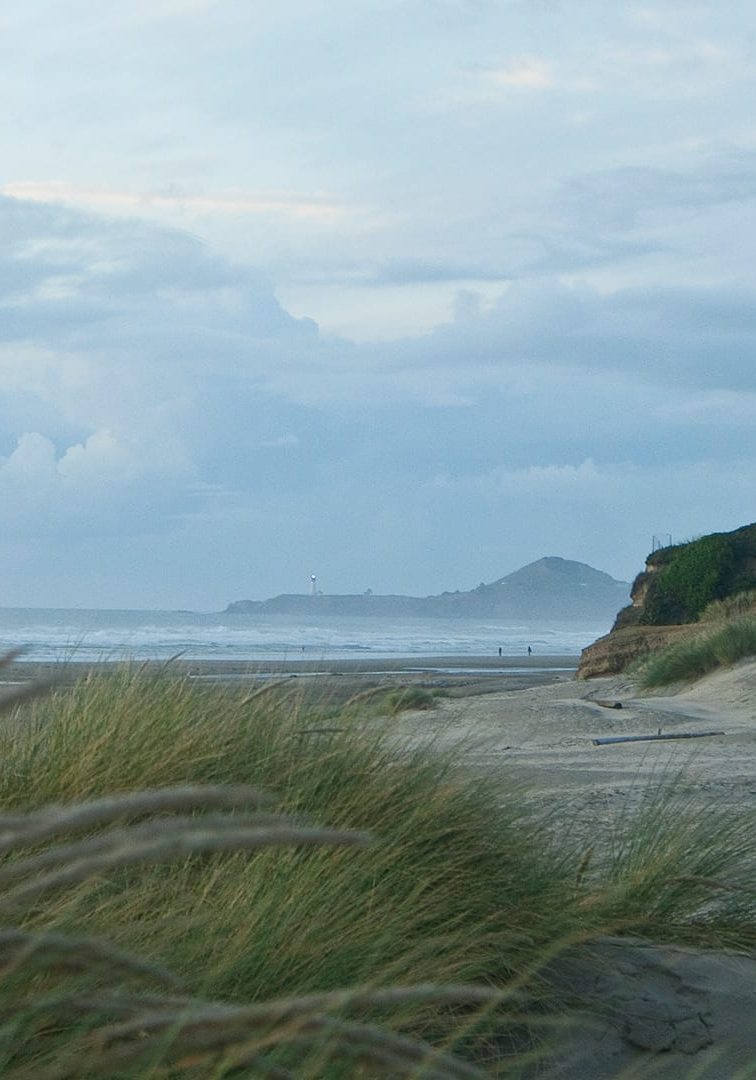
390 661 756 1077
0 652 578 697
392 659 756 846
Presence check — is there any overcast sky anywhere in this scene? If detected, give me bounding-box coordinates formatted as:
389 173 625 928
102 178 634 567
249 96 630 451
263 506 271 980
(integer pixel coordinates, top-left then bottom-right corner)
1 0 756 608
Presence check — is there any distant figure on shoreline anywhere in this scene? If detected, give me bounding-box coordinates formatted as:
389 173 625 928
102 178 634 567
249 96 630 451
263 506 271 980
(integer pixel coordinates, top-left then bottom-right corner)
498 647 502 657
527 645 532 656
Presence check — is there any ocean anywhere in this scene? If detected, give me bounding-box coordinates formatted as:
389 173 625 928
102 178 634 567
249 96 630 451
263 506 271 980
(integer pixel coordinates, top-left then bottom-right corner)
0 608 608 664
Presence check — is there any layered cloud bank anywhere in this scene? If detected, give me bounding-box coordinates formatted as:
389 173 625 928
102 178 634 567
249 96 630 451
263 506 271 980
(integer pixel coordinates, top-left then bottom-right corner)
1 191 755 608
1 1 755 606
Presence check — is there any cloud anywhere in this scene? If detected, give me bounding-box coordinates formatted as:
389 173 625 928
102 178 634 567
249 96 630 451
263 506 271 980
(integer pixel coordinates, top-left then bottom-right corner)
432 457 613 499
484 57 553 89
654 389 756 425
0 428 195 538
0 187 755 601
438 55 562 109
1 2 756 605
557 151 756 232
2 430 139 488
2 432 58 486
2 182 351 224
5 189 756 430
598 38 751 97
322 257 511 288
0 196 321 533
58 429 142 485
267 147 756 301
258 435 300 448
424 455 756 581
409 278 756 394
477 459 606 496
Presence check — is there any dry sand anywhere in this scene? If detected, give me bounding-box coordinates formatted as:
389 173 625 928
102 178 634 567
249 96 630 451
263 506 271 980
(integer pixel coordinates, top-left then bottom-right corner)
396 662 756 1078
398 660 756 835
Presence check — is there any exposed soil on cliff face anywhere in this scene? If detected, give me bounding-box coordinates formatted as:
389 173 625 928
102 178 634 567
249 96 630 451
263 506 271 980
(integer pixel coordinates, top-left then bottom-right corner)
577 624 693 678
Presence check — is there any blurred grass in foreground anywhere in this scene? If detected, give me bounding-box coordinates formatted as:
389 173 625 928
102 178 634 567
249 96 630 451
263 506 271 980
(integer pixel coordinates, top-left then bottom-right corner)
0 665 754 1075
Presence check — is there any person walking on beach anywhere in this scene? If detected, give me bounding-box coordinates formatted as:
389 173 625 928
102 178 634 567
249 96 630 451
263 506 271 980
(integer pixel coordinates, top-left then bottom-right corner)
498 647 502 657
527 645 532 656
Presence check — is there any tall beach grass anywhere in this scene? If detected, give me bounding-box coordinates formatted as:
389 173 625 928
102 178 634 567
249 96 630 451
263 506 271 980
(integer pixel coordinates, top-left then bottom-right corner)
0 664 755 1074
639 615 756 688
0 669 571 1000
699 588 756 623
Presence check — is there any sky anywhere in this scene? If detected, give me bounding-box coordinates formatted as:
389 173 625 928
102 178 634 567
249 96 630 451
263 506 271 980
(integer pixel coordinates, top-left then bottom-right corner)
1 0 756 609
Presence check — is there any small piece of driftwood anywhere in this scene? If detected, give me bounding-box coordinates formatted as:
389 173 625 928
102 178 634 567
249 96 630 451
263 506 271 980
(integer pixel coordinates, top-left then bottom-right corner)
592 731 724 747
593 700 623 709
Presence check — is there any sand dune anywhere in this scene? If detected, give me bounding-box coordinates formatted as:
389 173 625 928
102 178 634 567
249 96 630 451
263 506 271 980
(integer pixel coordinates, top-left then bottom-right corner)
401 660 756 829
401 662 756 1077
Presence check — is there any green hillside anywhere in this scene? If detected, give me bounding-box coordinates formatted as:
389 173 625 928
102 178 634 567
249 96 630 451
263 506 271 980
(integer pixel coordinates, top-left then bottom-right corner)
635 523 756 625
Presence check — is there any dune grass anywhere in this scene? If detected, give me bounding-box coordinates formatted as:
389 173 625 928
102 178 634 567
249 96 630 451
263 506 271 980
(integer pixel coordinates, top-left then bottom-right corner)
0 784 500 1078
0 670 571 998
699 588 756 623
638 615 756 688
0 666 755 1075
587 769 756 940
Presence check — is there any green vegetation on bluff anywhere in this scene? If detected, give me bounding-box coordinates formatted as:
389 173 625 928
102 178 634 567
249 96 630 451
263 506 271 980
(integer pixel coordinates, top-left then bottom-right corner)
2 668 756 1075
581 523 756 679
639 523 756 625
627 524 756 686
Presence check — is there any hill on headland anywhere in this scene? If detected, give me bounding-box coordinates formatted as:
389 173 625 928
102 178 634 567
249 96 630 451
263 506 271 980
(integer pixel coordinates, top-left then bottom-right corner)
226 557 630 620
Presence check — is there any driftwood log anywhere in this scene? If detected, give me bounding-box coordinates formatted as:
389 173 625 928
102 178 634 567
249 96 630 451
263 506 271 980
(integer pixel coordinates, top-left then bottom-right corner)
592 731 724 747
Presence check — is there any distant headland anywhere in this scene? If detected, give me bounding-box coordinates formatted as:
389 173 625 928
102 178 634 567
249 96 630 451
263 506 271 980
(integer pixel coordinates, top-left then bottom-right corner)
225 557 630 621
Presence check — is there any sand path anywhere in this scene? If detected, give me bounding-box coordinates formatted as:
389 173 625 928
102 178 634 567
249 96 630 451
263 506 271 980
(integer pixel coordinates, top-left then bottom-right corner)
403 663 756 1077
399 662 756 832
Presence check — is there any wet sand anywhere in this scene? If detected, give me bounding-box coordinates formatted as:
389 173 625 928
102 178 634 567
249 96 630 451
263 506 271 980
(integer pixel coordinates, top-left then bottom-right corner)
1 653 578 698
